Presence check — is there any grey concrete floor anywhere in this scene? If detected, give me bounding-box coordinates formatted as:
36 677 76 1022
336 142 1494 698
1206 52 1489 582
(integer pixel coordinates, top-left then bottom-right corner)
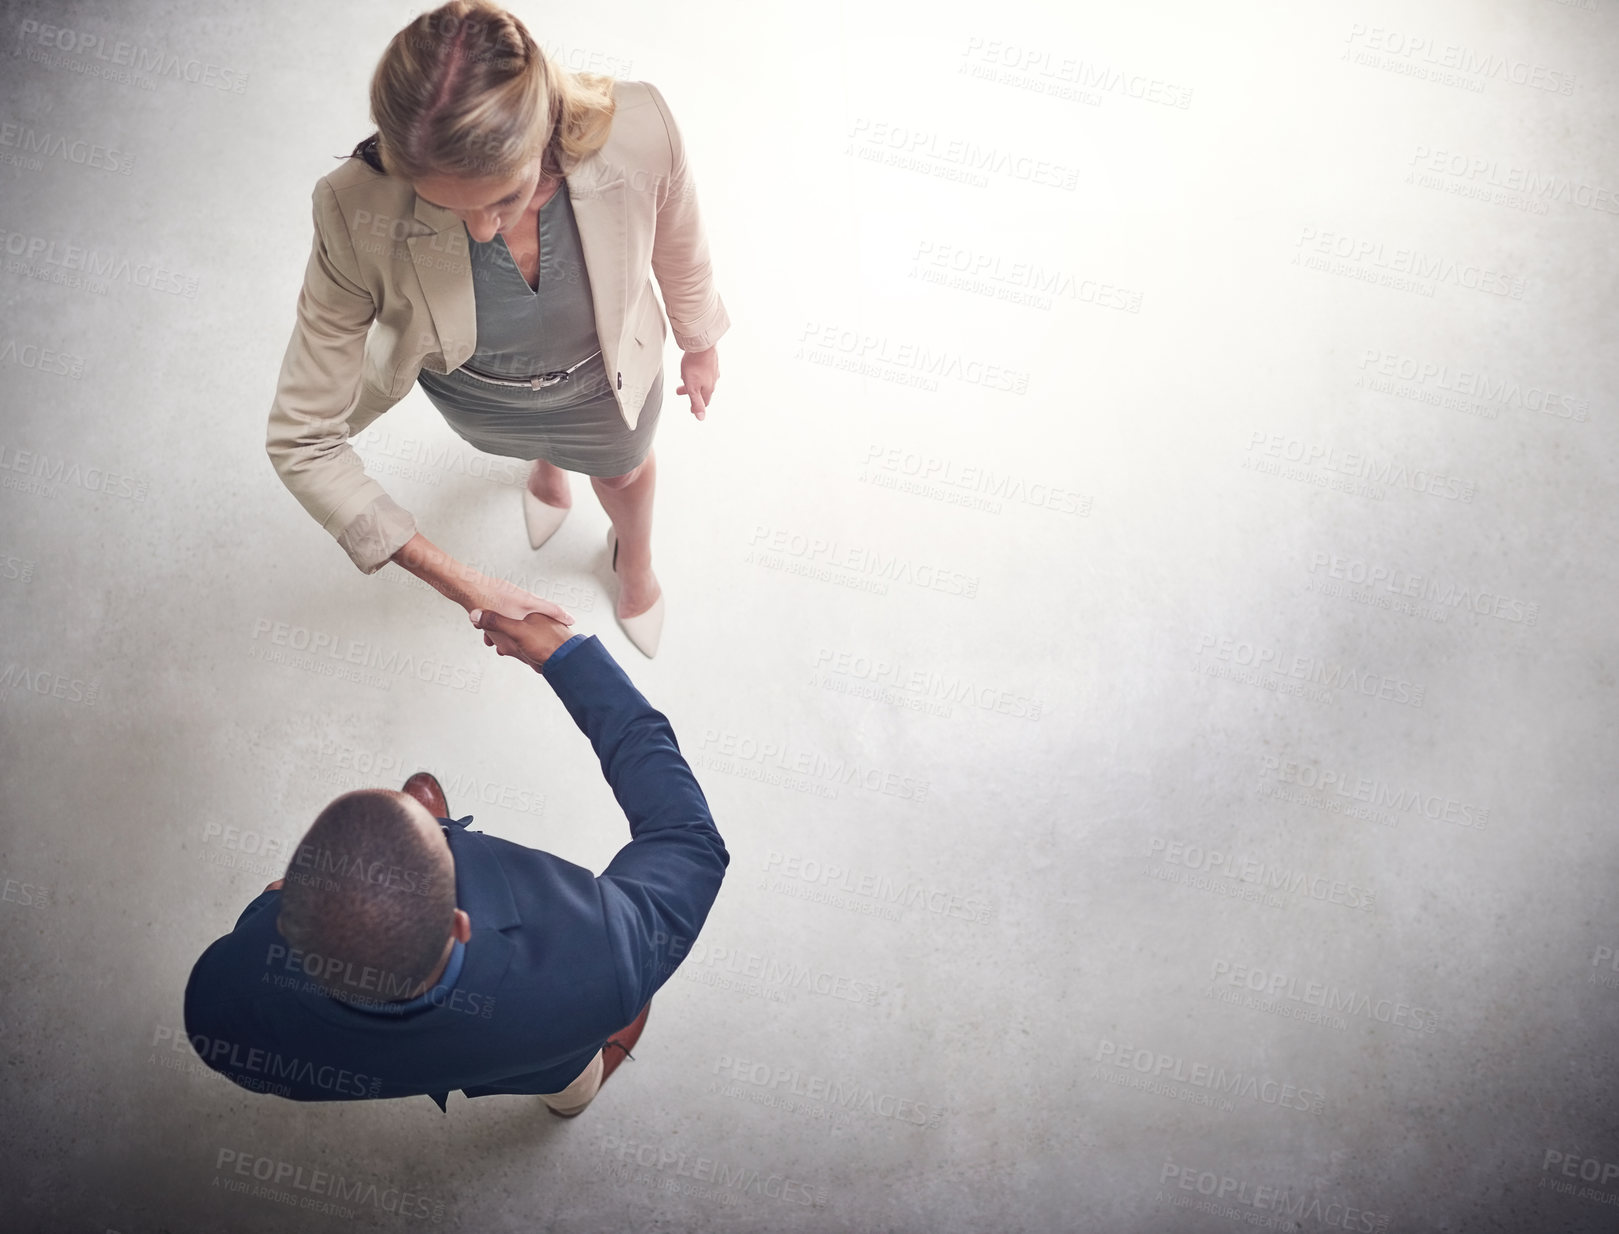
2 0 1618 1230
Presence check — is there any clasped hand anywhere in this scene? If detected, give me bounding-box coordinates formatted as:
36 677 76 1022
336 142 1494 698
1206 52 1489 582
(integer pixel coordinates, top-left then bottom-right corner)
469 607 575 671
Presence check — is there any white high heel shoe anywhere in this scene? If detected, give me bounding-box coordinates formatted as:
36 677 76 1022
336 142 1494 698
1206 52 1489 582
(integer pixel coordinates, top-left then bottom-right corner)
606 527 665 659
522 487 570 550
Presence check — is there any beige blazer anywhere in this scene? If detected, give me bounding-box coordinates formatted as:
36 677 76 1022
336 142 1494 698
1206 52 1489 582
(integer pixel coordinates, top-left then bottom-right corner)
265 78 730 573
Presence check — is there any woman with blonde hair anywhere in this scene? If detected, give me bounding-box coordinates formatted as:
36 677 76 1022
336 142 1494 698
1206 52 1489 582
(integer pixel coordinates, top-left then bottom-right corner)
266 0 730 657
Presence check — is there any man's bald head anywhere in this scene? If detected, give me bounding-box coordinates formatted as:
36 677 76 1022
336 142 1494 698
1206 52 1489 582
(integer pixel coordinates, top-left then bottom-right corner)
275 789 458 1003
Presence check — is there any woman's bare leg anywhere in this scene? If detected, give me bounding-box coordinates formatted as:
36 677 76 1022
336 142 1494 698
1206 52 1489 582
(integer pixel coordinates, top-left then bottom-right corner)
526 458 573 507
591 449 660 620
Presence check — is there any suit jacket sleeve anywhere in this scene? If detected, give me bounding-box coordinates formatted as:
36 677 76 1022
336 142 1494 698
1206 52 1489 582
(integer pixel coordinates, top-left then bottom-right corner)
542 636 729 1022
264 176 418 574
643 81 731 354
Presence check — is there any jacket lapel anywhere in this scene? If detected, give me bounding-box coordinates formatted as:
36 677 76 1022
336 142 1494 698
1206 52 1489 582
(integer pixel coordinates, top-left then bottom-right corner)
408 195 476 376
561 148 627 373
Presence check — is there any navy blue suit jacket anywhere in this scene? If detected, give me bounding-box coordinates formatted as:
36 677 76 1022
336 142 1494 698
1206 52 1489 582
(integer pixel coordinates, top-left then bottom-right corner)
183 635 728 1111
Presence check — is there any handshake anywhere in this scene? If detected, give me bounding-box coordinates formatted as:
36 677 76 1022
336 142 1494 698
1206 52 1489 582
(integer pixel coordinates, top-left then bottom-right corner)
468 608 577 672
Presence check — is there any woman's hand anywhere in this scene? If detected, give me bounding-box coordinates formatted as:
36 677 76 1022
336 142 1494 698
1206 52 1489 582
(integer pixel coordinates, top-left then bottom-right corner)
469 607 575 672
391 533 576 625
677 344 719 420
469 569 576 625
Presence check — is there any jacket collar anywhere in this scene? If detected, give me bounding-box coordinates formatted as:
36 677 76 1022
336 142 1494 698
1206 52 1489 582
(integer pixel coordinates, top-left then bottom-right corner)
408 143 617 234
443 821 520 931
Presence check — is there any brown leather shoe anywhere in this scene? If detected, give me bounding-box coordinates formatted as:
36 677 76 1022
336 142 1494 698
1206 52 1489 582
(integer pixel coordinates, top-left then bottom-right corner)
401 772 448 819
548 1001 650 1119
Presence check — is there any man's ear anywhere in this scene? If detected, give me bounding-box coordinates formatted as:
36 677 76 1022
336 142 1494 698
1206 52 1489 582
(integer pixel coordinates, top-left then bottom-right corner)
452 908 472 944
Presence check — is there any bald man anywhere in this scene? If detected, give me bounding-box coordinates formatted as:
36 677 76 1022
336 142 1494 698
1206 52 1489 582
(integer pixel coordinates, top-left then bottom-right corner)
183 611 728 1115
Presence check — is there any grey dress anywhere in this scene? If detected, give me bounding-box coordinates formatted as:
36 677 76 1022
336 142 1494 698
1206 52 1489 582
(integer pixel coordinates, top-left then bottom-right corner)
416 180 662 476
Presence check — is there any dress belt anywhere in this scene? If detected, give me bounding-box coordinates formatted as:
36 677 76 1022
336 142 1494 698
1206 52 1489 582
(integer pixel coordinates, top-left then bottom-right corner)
456 348 602 389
